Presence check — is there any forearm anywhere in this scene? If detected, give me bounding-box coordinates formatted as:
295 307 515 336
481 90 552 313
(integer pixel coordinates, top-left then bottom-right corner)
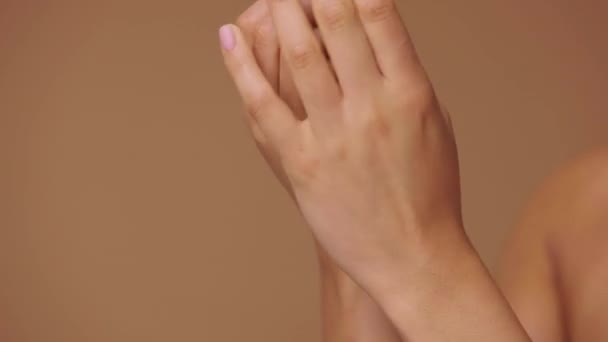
368 226 531 342
317 247 401 342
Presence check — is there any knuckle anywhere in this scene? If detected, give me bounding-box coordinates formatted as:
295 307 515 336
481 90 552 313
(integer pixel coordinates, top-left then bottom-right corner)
407 83 436 109
393 84 439 125
288 42 319 70
357 0 395 23
253 20 275 47
250 122 268 145
247 90 276 122
236 1 267 31
236 13 257 33
363 114 392 139
225 54 245 75
390 78 435 109
316 0 349 31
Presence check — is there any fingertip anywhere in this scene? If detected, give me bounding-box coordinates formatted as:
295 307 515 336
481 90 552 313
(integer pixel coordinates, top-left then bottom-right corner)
219 24 237 51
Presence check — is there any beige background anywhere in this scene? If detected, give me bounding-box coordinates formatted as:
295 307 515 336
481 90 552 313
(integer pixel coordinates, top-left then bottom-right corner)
1 0 606 341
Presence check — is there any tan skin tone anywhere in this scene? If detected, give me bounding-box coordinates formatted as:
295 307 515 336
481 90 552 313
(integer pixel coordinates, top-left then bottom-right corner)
222 0 608 340
234 1 401 340
499 148 608 342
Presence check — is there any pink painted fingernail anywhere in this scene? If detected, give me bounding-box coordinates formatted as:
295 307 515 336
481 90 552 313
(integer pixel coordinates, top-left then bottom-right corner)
219 25 236 51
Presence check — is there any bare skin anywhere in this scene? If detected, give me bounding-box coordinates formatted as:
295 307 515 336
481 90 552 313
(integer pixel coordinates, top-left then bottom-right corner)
499 148 608 342
234 1 400 340
221 0 529 340
221 0 608 341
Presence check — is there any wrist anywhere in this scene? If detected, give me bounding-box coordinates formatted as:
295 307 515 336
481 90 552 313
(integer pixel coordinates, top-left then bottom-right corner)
360 219 479 308
364 224 527 341
362 220 473 297
374 228 478 308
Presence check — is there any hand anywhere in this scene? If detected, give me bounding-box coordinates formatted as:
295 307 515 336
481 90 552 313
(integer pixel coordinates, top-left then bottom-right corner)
233 5 405 342
234 0 326 199
232 0 308 199
234 0 353 288
220 0 463 293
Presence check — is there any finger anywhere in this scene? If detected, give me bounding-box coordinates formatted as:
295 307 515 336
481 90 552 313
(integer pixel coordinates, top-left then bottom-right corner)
236 0 269 45
236 2 281 90
280 54 307 121
220 24 298 147
312 0 380 96
280 29 328 121
269 0 342 136
236 5 294 196
237 0 316 49
253 17 281 89
354 0 421 79
300 0 316 24
312 28 335 78
237 0 316 41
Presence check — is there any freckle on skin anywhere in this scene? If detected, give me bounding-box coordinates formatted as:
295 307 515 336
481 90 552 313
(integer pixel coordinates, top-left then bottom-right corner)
336 145 348 161
373 116 392 139
297 157 321 183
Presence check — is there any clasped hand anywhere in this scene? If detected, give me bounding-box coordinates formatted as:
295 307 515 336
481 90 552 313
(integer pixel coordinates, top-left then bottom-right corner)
220 0 464 297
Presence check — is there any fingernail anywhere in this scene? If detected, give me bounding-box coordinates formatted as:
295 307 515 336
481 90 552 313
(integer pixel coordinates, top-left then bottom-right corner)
219 25 236 51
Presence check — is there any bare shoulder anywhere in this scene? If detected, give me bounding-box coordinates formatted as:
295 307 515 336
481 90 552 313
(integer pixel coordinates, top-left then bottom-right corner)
515 147 608 269
522 147 608 235
498 147 608 342
500 146 608 253
541 146 608 254
551 147 608 197
541 150 608 342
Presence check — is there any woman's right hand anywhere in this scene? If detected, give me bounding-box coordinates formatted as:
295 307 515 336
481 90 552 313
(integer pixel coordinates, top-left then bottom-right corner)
232 2 402 341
